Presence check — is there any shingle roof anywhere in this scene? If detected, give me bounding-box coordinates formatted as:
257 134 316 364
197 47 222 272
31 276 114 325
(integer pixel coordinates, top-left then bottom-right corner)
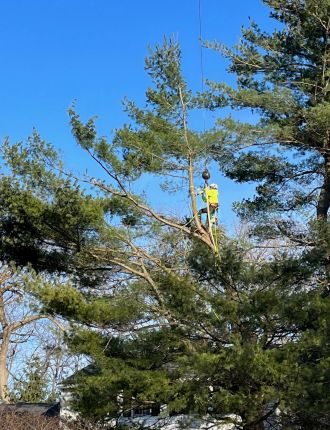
0 402 60 417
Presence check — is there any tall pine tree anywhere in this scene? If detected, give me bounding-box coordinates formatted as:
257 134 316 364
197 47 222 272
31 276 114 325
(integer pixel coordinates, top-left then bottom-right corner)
204 0 330 427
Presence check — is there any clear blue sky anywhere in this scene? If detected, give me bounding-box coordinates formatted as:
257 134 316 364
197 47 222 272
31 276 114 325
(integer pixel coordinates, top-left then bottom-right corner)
0 0 275 228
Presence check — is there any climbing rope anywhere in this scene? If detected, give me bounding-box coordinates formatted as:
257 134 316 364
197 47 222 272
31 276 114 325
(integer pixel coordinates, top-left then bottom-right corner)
198 0 206 132
205 191 220 256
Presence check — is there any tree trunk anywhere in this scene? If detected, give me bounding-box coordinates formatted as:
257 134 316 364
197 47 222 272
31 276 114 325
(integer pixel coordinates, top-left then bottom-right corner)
244 421 265 430
317 154 330 221
0 330 10 402
316 154 330 293
0 290 9 402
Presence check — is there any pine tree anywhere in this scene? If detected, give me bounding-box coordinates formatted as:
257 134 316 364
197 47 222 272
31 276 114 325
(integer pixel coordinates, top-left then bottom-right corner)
1 40 288 429
206 0 330 258
9 356 49 403
203 0 330 427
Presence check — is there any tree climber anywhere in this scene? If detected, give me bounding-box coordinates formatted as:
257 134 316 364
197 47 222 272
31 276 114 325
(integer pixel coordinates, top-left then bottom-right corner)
198 183 219 227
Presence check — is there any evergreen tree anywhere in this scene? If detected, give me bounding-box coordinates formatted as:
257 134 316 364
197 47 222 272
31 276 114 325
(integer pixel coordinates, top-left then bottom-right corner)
1 40 288 429
206 0 330 258
203 0 330 426
0 134 109 282
9 356 50 403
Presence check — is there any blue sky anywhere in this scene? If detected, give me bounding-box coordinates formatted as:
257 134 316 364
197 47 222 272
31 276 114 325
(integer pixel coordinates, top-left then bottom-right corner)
0 0 275 229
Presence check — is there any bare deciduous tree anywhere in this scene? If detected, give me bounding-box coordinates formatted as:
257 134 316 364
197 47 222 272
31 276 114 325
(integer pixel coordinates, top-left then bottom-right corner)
0 264 65 402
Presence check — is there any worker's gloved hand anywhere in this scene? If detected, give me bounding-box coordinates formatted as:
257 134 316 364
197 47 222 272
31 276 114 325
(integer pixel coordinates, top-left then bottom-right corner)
195 188 204 195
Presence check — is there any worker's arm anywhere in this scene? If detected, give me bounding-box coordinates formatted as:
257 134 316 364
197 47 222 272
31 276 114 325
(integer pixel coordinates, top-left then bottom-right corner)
195 187 204 196
202 187 210 203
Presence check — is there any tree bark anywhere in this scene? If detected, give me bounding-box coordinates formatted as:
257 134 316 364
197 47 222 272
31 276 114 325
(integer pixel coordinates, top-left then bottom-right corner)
316 154 330 221
246 423 264 430
0 289 10 402
0 329 10 402
317 154 330 293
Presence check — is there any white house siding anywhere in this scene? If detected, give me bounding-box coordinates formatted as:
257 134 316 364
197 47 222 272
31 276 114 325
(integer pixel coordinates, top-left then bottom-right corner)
117 414 242 429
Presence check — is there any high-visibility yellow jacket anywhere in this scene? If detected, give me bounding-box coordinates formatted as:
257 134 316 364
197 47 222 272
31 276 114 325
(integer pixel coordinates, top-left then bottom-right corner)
202 187 218 205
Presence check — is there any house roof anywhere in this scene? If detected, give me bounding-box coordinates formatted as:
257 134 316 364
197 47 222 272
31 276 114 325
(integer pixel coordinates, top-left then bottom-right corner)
61 363 99 387
0 402 60 417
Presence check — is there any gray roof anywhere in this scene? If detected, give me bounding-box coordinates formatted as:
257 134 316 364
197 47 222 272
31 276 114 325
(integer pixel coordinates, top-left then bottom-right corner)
61 363 99 386
0 402 60 417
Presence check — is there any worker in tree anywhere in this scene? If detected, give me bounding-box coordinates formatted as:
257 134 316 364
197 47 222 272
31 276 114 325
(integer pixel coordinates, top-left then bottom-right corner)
198 183 219 227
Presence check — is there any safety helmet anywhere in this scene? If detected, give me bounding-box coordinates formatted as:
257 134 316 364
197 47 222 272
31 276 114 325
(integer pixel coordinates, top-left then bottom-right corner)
210 183 218 189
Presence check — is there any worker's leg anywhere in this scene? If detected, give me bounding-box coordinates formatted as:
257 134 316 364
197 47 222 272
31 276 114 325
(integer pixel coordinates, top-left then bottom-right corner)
198 207 208 223
207 205 218 227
